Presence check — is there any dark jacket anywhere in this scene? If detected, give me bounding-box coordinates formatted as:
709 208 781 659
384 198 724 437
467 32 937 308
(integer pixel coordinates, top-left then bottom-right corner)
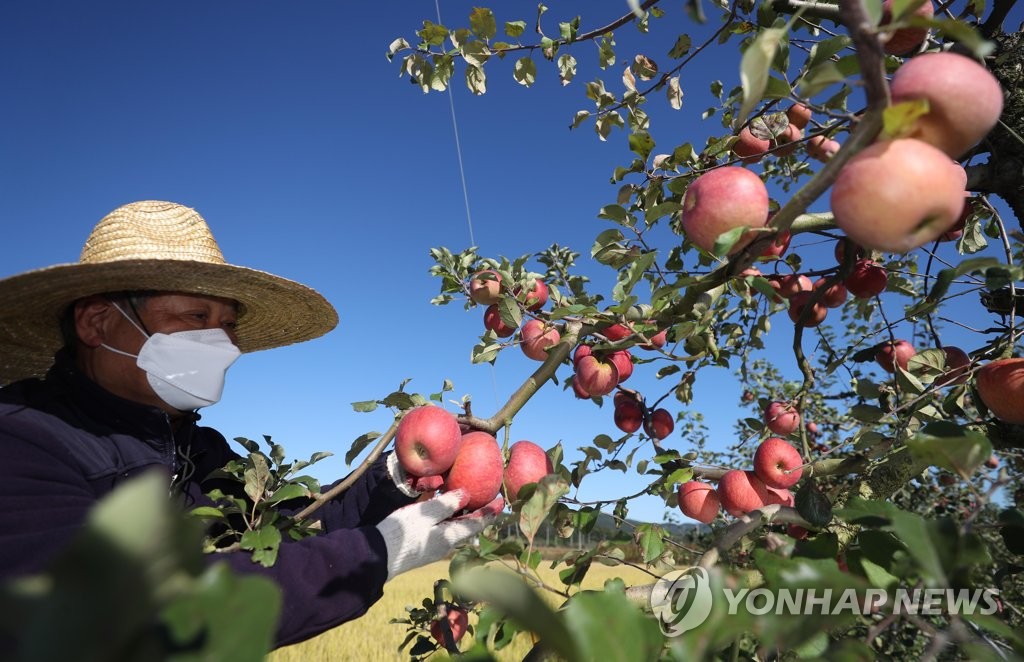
0 352 415 647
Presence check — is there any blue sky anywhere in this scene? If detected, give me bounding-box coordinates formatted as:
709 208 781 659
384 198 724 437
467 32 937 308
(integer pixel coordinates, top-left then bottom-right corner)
1 1 1014 523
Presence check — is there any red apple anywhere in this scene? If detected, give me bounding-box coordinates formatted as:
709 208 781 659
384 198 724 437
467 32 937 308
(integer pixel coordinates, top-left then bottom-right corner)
575 354 620 397
515 279 549 311
834 238 867 267
880 0 934 55
765 486 795 507
788 290 827 327
608 349 634 383
787 103 812 129
806 421 819 436
678 481 720 524
680 166 770 254
573 343 593 366
935 346 971 386
469 270 502 305
813 278 848 308
430 606 469 645
754 437 804 489
764 401 801 436
776 274 813 299
985 455 999 470
732 126 771 164
641 327 668 350
976 358 1024 424
845 259 888 298
876 340 917 373
520 319 560 361
831 139 967 252
614 397 644 433
807 135 841 162
395 406 464 477
503 440 554 501
889 51 1004 158
718 469 771 517
570 376 592 399
787 524 810 539
483 304 516 338
773 123 803 157
644 408 674 440
443 431 504 510
759 230 791 259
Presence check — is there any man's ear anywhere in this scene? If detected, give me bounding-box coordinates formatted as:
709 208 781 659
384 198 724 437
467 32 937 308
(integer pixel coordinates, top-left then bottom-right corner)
74 296 117 348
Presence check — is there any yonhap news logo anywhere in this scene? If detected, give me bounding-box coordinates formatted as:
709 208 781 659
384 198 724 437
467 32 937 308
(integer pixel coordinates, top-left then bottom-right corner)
650 567 1000 636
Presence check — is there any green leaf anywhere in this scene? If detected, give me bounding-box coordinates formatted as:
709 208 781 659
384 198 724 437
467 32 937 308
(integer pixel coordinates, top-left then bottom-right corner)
266 483 309 505
558 54 577 86
633 523 666 564
907 421 993 475
344 431 381 465
519 475 570 546
795 481 832 527
563 590 664 662
881 99 930 139
351 400 378 413
711 226 750 257
469 7 497 40
668 33 692 58
850 404 886 423
188 506 226 520
505 20 526 37
240 526 282 568
628 130 655 160
736 19 788 129
243 454 271 503
513 56 537 87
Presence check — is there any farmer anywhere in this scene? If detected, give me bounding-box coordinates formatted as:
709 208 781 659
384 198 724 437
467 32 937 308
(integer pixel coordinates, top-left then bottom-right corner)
0 200 500 647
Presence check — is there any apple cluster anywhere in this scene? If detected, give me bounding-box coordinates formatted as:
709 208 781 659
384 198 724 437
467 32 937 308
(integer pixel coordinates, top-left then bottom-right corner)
609 389 674 440
394 406 555 510
677 437 804 524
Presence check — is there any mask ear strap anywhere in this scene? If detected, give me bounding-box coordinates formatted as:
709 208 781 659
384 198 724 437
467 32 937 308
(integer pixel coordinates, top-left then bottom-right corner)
108 300 151 339
126 297 153 336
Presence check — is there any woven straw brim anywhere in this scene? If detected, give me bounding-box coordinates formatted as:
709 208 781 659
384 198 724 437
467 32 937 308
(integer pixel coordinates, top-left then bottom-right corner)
0 259 338 385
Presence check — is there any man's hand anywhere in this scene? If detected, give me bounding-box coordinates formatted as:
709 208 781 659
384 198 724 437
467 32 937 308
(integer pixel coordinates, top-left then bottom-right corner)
375 489 504 581
387 451 444 497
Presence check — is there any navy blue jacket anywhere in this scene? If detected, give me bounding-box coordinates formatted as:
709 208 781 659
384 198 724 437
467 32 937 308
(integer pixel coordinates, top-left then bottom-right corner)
0 352 415 647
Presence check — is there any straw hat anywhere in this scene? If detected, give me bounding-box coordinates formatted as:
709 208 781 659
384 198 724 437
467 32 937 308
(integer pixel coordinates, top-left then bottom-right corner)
0 200 338 384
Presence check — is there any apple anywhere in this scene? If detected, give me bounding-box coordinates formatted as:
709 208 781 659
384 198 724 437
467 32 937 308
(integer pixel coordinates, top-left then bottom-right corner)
608 349 634 383
940 195 972 242
469 270 502 305
935 346 971 386
641 327 668 350
786 103 812 130
503 440 554 501
807 135 841 162
395 406 464 477
515 279 549 311
718 469 771 516
443 431 504 510
680 166 770 254
764 401 801 436
759 230 791 259
570 376 592 400
575 354 620 397
614 396 644 433
845 259 888 298
742 389 755 403
787 524 810 540
985 455 999 470
876 340 917 373
483 304 516 338
573 343 593 366
678 481 720 524
765 486 795 507
732 126 771 164
976 358 1024 424
775 274 813 300
831 139 968 252
644 408 674 440
813 278 848 308
788 290 827 327
889 51 1004 158
520 319 560 361
604 323 633 342
833 238 866 267
806 421 819 436
773 123 803 157
754 437 804 489
880 0 934 55
430 606 469 645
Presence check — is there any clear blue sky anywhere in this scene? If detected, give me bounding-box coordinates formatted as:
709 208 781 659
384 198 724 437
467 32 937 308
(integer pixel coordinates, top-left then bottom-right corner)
1 1 1014 523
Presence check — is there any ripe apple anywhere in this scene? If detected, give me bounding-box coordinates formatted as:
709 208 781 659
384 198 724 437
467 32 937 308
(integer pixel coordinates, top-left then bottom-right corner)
640 327 668 350
985 455 999 470
754 437 804 489
443 431 504 510
732 126 771 164
880 0 934 55
395 406 464 477
483 304 516 338
807 135 841 162
806 421 819 436
776 273 813 299
773 123 803 157
765 486 795 507
680 166 770 254
833 238 867 267
503 440 554 501
608 349 634 383
788 290 827 327
764 401 801 436
759 229 791 259
430 606 469 645
678 481 720 524
515 279 549 311
718 469 771 516
889 51 1004 158
830 139 968 252
570 376 592 400
614 396 644 433
845 259 888 298
520 319 560 361
786 103 812 130
644 408 674 440
469 270 502 305
876 339 917 373
573 343 593 367
604 323 633 342
935 346 971 386
813 278 848 308
976 357 1024 424
575 354 620 397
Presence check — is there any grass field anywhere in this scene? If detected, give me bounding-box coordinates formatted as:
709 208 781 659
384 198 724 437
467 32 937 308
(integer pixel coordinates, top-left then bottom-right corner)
268 559 659 661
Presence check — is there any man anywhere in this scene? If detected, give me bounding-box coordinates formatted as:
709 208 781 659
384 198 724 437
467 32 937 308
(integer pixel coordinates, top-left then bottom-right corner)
0 200 500 648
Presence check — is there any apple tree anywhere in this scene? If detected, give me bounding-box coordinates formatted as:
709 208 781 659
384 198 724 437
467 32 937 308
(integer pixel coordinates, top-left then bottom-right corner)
363 0 1024 659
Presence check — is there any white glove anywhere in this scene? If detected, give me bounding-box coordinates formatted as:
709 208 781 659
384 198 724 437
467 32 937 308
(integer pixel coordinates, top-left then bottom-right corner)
375 489 503 581
386 451 445 497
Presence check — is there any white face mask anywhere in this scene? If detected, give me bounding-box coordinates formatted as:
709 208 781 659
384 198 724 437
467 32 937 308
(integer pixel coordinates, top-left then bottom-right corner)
101 302 241 411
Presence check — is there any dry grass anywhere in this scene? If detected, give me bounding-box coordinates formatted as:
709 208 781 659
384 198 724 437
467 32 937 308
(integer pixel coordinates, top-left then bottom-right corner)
268 558 658 661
